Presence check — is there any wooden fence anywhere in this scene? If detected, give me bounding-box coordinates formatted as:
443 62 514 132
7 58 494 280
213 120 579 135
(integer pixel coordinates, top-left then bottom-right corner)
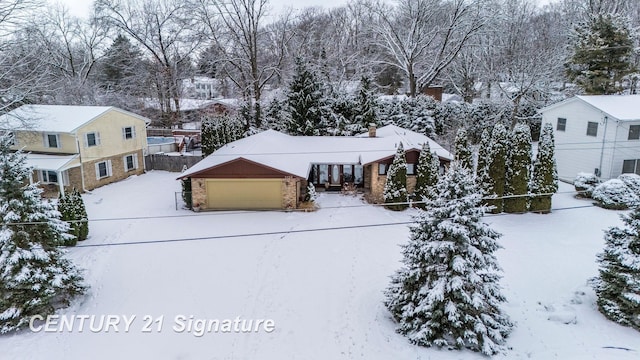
145 154 202 172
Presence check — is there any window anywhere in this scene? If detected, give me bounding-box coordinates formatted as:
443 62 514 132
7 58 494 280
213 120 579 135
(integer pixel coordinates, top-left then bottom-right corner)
407 163 415 175
85 132 100 147
623 159 640 175
378 163 387 175
44 133 60 148
123 154 138 172
95 160 112 180
629 125 640 140
586 122 598 137
557 118 567 131
122 126 136 140
40 170 58 183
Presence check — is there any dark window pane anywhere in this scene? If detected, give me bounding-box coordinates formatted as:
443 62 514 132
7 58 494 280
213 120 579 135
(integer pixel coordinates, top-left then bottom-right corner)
629 125 640 140
623 160 636 174
587 122 598 136
557 118 566 131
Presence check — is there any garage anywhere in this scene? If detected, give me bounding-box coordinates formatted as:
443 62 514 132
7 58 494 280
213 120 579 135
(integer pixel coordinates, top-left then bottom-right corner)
206 179 283 209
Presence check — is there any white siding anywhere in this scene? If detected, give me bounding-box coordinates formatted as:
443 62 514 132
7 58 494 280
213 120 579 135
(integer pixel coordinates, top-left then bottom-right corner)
541 99 614 181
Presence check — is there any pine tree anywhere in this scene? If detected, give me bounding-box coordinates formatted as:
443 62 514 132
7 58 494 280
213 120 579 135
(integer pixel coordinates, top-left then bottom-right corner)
566 13 636 94
385 162 513 355
504 123 532 213
287 57 327 136
56 193 77 246
383 143 408 211
0 136 86 333
594 208 640 331
530 123 558 213
354 75 379 130
476 128 492 186
201 114 245 157
486 124 509 213
454 128 473 170
71 189 88 241
413 142 440 208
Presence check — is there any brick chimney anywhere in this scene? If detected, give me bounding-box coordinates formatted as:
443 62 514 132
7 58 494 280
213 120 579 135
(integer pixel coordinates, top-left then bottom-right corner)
368 123 377 137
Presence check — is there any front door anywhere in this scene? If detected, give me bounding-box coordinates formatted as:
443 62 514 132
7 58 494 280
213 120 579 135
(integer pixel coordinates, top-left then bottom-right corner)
331 164 340 185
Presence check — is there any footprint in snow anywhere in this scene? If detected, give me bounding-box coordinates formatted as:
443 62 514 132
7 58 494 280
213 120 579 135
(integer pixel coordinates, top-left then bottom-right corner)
94 198 103 204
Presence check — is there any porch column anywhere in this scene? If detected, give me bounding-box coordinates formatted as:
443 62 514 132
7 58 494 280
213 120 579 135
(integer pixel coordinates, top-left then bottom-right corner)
57 171 65 196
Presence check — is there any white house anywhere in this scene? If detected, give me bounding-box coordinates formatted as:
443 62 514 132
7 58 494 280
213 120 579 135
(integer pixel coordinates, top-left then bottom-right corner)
539 95 640 181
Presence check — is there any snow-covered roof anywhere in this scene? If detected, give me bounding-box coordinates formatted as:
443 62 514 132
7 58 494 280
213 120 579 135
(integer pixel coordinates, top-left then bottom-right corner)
24 153 80 172
540 95 640 121
143 98 240 112
180 125 453 179
0 105 149 133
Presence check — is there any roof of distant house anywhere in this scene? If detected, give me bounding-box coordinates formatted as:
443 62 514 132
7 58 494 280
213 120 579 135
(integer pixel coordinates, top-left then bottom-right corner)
0 104 149 133
179 125 453 179
540 95 640 121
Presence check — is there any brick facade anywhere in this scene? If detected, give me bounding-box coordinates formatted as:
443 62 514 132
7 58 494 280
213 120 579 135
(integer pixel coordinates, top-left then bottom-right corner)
367 162 418 204
191 178 207 209
83 149 145 191
282 177 300 209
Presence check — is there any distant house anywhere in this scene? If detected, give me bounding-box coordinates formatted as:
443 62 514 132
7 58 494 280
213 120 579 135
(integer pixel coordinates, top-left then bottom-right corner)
0 105 149 196
540 95 640 181
177 125 453 210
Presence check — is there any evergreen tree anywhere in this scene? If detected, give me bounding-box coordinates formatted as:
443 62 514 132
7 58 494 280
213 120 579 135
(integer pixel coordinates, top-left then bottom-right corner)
454 128 472 170
413 142 440 208
385 162 512 355
594 208 640 331
354 75 379 130
57 193 77 246
71 189 88 241
0 136 86 333
530 123 558 213
566 13 637 94
287 57 327 136
476 128 492 185
201 114 245 157
486 124 509 213
97 34 144 93
383 143 409 211
504 123 532 213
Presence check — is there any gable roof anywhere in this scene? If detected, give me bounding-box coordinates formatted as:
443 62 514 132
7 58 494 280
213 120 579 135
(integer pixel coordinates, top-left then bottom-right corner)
0 105 150 133
539 95 640 121
179 125 453 179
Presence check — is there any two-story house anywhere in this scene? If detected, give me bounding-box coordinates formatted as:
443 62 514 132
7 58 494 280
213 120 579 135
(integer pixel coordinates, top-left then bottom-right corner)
540 95 640 182
0 105 149 196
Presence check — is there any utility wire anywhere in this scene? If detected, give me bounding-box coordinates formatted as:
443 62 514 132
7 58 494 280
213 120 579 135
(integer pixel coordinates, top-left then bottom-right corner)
71 203 598 249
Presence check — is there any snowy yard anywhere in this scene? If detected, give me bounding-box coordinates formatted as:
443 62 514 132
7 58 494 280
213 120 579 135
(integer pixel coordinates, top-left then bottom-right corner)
2 170 640 359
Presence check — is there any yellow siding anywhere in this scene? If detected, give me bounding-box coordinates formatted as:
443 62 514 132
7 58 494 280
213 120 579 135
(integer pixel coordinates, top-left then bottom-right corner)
12 131 78 154
76 109 148 164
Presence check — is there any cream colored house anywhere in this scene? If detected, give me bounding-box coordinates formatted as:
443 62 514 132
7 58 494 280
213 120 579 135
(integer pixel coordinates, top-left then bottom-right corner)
0 105 149 195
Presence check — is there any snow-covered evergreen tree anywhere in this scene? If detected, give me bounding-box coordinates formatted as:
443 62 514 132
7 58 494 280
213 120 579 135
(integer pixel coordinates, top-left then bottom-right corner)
57 189 89 244
354 75 379 130
413 142 440 208
287 57 328 136
504 123 532 213
57 193 77 246
0 136 86 333
566 13 636 95
454 128 472 170
486 124 509 213
71 189 88 241
594 208 640 331
383 143 408 211
201 113 245 156
385 162 513 355
530 123 558 213
476 128 492 185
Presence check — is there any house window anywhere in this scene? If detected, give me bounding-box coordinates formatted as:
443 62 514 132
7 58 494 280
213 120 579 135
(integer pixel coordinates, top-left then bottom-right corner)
407 163 415 175
586 122 598 137
123 154 138 172
45 133 60 148
95 160 112 180
40 170 58 183
557 118 566 131
378 163 387 175
629 125 640 140
122 126 136 140
85 132 100 147
623 159 640 175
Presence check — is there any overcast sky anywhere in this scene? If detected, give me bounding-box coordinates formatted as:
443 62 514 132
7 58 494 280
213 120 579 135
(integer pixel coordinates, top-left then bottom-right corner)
57 0 557 18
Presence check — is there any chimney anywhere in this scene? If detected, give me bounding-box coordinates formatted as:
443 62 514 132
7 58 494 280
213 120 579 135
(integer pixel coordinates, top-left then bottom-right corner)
368 123 377 138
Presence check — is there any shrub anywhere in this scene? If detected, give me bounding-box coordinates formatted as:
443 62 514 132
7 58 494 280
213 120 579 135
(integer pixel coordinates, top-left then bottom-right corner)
618 173 640 194
304 183 318 202
592 179 638 210
574 172 601 198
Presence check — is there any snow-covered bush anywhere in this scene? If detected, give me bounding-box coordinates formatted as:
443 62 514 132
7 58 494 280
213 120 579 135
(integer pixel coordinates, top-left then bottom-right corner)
304 183 318 203
618 173 640 195
592 179 638 210
574 172 601 198
383 143 408 211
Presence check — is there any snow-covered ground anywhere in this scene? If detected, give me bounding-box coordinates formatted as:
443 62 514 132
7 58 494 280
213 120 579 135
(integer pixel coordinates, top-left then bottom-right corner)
2 171 639 359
